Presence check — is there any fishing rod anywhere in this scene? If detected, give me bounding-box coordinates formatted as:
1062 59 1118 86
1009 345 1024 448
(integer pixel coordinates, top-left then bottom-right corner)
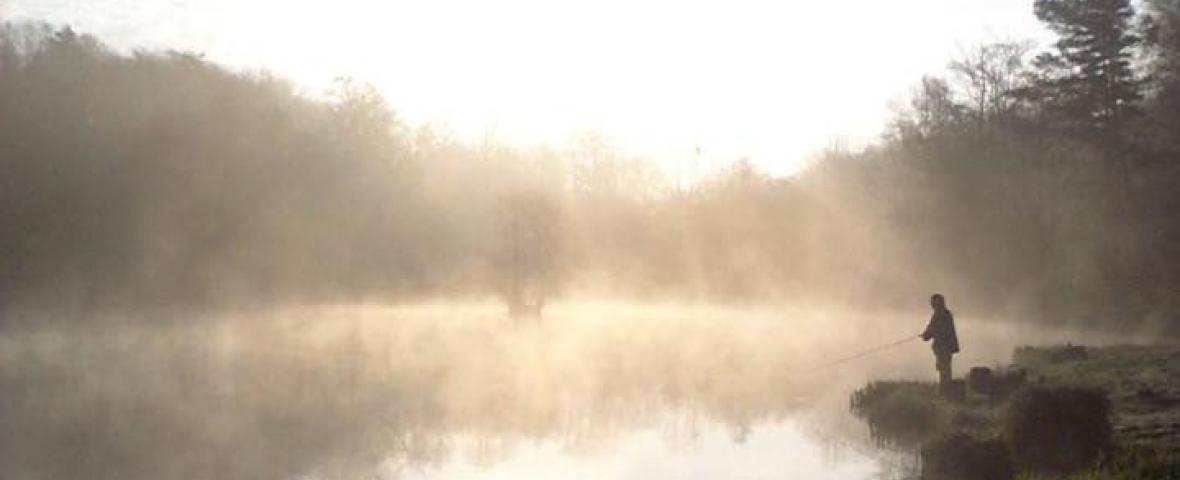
810 334 920 371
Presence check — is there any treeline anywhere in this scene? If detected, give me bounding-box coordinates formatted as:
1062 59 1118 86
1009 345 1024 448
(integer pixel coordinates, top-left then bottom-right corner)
1 0 1179 331
0 24 435 305
807 0 1180 327
0 21 870 309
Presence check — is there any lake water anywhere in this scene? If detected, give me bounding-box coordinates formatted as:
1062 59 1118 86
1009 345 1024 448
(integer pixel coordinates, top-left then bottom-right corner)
0 303 1143 479
397 417 883 480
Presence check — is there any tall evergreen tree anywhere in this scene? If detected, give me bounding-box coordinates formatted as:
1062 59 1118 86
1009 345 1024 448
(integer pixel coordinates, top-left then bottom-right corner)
1142 0 1180 136
1033 0 1142 142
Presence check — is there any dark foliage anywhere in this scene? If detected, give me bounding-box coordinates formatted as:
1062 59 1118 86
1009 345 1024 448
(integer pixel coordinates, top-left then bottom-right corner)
1004 385 1113 472
851 381 946 447
921 433 1015 480
1032 0 1142 138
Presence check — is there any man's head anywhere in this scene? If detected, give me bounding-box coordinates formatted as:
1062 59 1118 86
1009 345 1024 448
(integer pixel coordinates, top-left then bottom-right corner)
930 293 946 311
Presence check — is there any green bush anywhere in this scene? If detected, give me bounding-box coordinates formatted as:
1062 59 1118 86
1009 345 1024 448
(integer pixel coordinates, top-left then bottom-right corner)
1005 386 1112 473
1094 445 1180 480
922 433 1014 480
1017 446 1180 480
852 381 945 446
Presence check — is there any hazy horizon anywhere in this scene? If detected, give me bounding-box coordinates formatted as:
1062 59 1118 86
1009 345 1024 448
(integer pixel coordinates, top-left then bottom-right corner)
2 1 1177 477
2 0 1050 177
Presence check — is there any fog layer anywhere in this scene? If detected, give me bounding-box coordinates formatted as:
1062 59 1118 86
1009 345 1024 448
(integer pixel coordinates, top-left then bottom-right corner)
2 18 1179 332
0 304 1144 479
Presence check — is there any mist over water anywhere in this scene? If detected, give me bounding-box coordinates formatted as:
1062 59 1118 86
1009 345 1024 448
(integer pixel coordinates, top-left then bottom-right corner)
0 303 1146 480
3 0 1180 478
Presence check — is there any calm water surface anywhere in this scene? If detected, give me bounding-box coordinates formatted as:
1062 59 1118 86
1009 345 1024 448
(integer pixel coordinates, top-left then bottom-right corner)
0 303 1141 480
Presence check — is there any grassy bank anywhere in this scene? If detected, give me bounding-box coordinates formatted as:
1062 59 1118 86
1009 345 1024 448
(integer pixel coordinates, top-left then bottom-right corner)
851 344 1180 479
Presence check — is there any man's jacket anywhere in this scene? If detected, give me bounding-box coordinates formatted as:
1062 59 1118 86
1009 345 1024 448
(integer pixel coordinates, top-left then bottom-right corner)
921 309 960 355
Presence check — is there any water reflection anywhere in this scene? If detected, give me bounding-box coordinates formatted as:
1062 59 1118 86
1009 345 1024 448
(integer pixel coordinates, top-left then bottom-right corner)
0 303 1141 479
399 416 880 480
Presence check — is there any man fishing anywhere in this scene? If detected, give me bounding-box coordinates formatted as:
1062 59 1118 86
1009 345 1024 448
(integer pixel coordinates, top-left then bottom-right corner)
920 293 959 385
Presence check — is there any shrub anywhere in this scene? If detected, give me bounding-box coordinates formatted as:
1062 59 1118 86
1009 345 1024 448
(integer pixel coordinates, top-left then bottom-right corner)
852 381 945 446
921 433 1014 480
1004 386 1112 473
1094 445 1180 480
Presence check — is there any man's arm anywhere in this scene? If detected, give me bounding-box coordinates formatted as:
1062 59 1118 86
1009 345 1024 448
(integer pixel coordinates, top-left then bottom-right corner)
920 317 935 341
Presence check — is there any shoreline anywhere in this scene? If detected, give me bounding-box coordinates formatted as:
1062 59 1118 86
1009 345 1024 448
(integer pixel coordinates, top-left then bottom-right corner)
851 344 1180 479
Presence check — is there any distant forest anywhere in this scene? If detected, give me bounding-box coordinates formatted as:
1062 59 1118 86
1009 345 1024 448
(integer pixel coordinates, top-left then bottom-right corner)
1 0 1179 331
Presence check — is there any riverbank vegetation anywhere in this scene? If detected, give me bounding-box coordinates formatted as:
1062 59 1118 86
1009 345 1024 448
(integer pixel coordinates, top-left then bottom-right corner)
851 344 1180 479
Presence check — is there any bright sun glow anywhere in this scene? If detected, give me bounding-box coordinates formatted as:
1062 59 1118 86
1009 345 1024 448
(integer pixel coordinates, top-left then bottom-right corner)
5 0 1048 177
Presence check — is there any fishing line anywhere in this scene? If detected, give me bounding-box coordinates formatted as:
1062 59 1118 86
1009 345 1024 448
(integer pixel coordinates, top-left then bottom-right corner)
809 334 920 371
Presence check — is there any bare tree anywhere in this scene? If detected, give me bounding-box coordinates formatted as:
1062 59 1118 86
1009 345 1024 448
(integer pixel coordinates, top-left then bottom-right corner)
949 41 1035 130
888 76 966 141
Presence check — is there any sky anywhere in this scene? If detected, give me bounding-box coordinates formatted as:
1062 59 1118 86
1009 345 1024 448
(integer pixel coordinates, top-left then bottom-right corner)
1 0 1051 177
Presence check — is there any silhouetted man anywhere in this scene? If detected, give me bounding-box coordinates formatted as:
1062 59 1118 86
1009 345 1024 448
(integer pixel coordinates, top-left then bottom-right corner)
920 293 959 385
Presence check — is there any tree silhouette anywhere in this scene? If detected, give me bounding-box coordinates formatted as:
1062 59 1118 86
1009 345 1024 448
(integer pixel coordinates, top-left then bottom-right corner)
949 41 1035 131
494 189 563 317
1033 0 1142 140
